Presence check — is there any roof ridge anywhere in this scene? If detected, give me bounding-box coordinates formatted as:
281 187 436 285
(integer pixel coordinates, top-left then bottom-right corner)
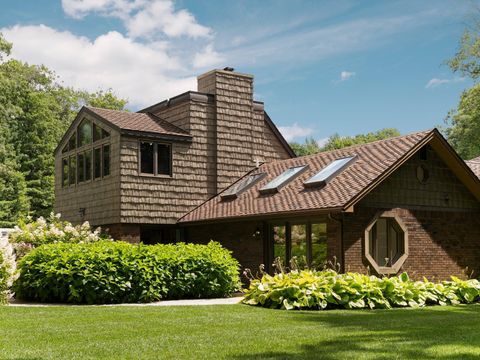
263 128 435 168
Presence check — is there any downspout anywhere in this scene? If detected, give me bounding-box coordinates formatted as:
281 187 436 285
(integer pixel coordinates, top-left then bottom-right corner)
328 212 344 273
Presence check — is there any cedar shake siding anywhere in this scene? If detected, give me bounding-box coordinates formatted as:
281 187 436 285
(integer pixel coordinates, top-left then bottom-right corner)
361 145 480 211
54 112 121 225
54 68 293 230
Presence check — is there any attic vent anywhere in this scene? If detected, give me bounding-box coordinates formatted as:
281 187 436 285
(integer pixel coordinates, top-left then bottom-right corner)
304 156 356 188
259 165 309 194
221 172 266 200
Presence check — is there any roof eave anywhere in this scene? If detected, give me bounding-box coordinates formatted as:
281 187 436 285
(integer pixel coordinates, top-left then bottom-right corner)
178 206 344 225
120 129 193 142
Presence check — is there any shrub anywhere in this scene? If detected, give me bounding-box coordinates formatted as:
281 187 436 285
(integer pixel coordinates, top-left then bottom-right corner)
9 213 108 258
243 270 480 310
14 240 240 304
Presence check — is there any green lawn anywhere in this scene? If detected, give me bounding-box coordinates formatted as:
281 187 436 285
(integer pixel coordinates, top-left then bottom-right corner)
1 304 480 359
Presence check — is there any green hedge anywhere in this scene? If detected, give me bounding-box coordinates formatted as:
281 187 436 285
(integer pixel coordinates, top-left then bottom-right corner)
243 270 480 310
14 240 240 304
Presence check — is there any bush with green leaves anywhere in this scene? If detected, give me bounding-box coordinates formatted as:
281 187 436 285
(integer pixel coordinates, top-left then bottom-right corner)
243 270 480 310
14 240 240 304
9 213 108 258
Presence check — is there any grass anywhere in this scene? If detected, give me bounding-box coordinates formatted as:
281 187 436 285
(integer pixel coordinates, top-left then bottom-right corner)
1 304 480 359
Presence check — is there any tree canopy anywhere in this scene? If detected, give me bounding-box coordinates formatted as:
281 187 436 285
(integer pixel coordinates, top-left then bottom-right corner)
445 20 480 160
290 128 401 156
0 33 127 226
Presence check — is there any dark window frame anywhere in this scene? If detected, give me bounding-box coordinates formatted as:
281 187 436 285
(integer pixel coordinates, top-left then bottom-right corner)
138 140 173 177
266 218 328 272
60 117 111 188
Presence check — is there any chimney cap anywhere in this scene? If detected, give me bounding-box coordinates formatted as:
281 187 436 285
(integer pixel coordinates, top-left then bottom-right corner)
223 67 235 72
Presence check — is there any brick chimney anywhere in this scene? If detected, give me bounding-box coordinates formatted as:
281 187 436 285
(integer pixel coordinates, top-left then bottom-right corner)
197 68 262 191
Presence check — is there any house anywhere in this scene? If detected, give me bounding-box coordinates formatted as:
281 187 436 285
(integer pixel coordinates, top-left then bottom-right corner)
55 68 480 280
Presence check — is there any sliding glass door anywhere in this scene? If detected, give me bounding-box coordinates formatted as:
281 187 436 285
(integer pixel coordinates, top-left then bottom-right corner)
268 220 327 271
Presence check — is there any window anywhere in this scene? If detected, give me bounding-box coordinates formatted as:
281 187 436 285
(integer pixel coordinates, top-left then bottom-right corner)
140 141 171 176
365 213 408 275
61 119 110 187
77 153 85 183
94 147 102 179
78 119 92 147
68 155 76 186
94 124 110 142
140 142 154 174
103 144 110 177
259 165 308 194
304 156 356 187
85 150 92 181
157 144 171 175
221 173 266 200
270 221 327 270
68 132 76 151
62 158 68 187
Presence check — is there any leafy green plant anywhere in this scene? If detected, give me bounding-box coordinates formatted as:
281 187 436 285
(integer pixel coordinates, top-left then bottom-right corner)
243 270 480 310
14 240 240 304
9 213 109 258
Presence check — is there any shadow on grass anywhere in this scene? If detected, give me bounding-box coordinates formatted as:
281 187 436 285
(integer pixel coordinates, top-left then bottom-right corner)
235 305 480 360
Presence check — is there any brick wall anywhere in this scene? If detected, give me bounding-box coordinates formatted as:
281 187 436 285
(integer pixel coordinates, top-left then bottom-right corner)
185 220 265 275
343 207 480 280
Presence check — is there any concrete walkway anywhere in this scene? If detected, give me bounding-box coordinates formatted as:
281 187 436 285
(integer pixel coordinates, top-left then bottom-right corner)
8 296 244 307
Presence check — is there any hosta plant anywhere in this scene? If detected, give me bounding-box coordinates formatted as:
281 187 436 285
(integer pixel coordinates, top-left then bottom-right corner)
243 269 480 310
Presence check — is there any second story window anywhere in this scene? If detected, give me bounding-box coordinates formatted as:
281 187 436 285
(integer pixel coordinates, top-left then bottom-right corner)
61 117 110 187
140 141 171 176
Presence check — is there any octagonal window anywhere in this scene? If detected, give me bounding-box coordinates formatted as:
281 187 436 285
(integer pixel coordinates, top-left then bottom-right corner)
365 214 408 274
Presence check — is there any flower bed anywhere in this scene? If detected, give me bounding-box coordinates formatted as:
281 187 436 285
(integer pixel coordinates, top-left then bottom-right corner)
243 269 480 310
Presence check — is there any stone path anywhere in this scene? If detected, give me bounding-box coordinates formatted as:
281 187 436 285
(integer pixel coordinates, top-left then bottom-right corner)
8 296 244 307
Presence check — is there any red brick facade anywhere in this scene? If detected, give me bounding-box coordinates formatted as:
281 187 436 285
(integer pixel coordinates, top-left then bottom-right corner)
343 207 480 280
182 206 480 281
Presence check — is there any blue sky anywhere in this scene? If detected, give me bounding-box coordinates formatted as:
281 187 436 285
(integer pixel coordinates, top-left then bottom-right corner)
0 0 475 143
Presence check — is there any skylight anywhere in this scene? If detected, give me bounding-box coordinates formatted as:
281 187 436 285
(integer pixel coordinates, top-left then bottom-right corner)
221 173 266 200
259 165 308 194
304 156 356 187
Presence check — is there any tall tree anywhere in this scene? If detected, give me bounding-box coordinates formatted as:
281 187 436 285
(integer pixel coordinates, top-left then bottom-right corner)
290 128 400 156
0 33 127 223
445 20 480 159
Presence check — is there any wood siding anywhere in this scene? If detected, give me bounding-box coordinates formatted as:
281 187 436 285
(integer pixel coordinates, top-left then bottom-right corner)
361 145 480 211
54 114 121 226
56 70 293 227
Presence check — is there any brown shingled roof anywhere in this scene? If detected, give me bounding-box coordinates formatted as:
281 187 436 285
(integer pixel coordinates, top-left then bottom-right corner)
179 130 439 223
467 156 480 178
84 106 191 139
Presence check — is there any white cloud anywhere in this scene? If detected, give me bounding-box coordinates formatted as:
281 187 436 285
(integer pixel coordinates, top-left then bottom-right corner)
192 44 225 69
340 71 355 81
425 77 465 88
278 123 313 142
317 137 329 148
1 25 197 107
62 0 211 39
